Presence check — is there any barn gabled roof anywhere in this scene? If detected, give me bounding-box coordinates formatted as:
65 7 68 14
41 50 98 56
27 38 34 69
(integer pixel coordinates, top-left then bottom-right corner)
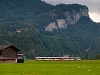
0 44 20 51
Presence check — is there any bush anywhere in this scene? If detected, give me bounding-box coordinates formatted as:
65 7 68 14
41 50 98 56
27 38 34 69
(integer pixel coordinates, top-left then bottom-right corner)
95 54 100 60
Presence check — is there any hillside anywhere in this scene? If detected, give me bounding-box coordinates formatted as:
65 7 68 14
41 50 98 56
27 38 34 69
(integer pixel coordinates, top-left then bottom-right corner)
0 0 100 59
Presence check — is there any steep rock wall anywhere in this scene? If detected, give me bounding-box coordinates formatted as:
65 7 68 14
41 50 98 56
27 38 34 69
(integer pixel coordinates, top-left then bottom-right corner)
45 6 89 31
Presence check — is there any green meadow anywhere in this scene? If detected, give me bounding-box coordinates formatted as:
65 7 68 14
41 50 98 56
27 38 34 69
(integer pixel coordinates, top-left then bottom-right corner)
0 60 100 75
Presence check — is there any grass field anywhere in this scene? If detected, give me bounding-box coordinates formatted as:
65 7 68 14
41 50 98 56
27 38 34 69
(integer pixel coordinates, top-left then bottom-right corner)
0 60 100 75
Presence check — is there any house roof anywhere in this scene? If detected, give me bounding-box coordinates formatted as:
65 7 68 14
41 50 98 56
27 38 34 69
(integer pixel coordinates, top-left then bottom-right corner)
0 44 20 51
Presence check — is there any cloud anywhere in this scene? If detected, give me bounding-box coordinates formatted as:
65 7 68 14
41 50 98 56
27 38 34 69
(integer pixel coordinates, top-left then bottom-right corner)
89 12 100 22
43 0 100 12
43 0 100 22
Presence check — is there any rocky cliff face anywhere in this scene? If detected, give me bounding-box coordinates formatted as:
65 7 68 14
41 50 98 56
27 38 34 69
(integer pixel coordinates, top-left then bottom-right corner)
45 7 89 31
45 19 67 31
45 22 57 31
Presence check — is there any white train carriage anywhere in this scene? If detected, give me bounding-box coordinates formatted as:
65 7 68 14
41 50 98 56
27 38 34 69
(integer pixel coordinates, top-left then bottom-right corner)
35 57 81 61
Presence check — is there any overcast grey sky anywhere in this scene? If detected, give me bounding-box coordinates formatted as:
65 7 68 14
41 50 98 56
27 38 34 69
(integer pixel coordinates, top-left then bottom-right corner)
43 0 100 22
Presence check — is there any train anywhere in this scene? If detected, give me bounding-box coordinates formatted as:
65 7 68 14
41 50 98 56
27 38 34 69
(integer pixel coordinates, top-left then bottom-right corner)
35 57 81 61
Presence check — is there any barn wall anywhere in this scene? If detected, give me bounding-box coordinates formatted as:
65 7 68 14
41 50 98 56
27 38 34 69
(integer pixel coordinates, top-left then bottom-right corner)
0 59 17 63
4 59 16 63
2 47 18 57
0 60 3 63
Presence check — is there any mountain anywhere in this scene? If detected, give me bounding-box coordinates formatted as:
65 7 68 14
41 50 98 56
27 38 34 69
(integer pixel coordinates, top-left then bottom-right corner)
45 4 89 31
0 0 100 59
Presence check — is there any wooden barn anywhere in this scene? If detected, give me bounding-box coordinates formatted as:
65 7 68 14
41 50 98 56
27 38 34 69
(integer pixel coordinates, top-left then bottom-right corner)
0 44 21 63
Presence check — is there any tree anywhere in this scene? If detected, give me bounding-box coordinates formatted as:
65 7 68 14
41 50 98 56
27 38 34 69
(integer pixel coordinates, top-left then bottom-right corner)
94 54 100 60
85 52 89 60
